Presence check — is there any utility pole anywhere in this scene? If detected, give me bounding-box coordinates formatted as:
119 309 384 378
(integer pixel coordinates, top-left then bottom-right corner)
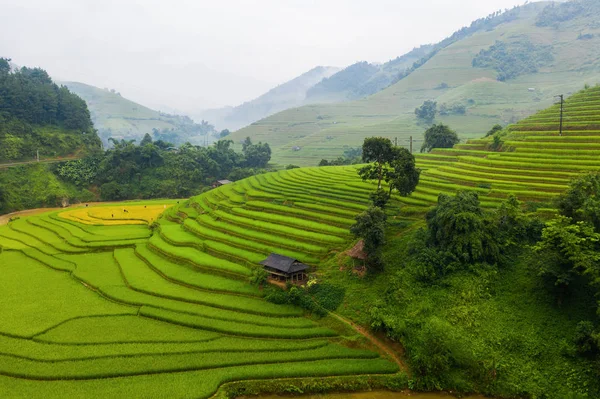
36 149 39 162
555 94 564 136
394 137 398 147
410 136 413 153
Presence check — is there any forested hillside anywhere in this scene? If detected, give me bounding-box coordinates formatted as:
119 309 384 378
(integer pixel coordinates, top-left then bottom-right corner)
231 0 600 166
0 58 100 162
62 81 218 147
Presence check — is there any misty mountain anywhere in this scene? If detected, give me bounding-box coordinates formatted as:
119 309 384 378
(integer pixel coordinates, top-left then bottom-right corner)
305 45 434 103
61 81 217 147
195 66 340 131
231 0 600 166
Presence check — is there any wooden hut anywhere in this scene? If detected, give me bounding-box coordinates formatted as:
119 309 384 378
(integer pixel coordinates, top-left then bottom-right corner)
213 179 233 188
347 240 367 268
260 253 308 283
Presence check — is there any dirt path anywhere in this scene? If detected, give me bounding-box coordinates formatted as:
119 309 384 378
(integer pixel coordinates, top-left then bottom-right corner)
329 311 408 373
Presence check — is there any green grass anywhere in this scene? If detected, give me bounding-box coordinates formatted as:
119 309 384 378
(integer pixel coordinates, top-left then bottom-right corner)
134 244 261 296
35 315 218 344
0 251 135 337
148 234 253 278
0 358 397 399
115 248 293 316
184 218 325 259
228 207 350 236
140 307 336 339
212 209 348 246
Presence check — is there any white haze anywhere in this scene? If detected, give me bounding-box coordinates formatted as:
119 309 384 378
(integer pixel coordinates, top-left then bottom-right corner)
0 0 527 113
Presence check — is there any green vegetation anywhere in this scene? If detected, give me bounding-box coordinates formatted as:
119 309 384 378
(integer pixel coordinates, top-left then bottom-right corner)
0 170 402 396
536 0 600 28
420 124 460 153
0 59 100 162
472 38 554 81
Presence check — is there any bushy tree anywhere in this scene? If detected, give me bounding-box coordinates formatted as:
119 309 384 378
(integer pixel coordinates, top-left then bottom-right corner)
557 172 600 231
426 191 500 266
385 147 421 196
420 124 460 153
358 137 395 189
241 136 271 168
370 189 390 209
350 206 387 271
533 216 600 290
415 100 437 123
485 124 503 137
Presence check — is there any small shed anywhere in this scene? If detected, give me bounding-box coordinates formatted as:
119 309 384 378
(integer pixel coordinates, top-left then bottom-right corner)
347 240 367 267
213 179 233 188
260 253 308 283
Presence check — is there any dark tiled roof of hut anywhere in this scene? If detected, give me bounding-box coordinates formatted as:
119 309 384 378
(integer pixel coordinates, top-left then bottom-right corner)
260 253 308 273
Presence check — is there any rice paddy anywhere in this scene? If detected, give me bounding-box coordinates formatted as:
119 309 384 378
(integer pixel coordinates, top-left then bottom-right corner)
0 177 401 397
408 86 600 213
2 87 599 397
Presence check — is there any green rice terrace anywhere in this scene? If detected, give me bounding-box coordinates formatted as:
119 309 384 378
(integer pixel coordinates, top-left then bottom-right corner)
409 85 600 215
0 168 405 398
1 85 599 399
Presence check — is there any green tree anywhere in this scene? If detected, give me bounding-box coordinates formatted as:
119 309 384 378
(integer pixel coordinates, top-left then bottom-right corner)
420 124 460 153
415 100 437 123
358 137 395 189
369 189 390 209
140 133 153 146
426 191 500 266
385 147 421 196
242 136 253 151
350 206 387 271
533 216 600 292
557 172 600 231
485 124 503 137
243 141 271 168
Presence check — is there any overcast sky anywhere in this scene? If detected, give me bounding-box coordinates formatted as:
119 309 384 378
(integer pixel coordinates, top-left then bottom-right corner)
0 0 527 112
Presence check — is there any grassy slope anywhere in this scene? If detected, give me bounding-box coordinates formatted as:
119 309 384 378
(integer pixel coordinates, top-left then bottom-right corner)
231 2 600 166
61 81 193 142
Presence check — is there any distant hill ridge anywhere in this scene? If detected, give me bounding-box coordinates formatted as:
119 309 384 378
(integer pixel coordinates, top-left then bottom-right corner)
196 66 340 131
229 0 600 166
62 81 217 147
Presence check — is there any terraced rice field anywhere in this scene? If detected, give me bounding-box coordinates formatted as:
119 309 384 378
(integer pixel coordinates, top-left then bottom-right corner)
0 173 400 398
408 86 600 213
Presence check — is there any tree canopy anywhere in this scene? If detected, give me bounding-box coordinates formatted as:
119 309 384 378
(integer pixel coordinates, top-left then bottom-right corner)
420 124 460 153
415 100 437 123
0 59 100 161
241 137 272 168
350 206 387 272
358 137 395 189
